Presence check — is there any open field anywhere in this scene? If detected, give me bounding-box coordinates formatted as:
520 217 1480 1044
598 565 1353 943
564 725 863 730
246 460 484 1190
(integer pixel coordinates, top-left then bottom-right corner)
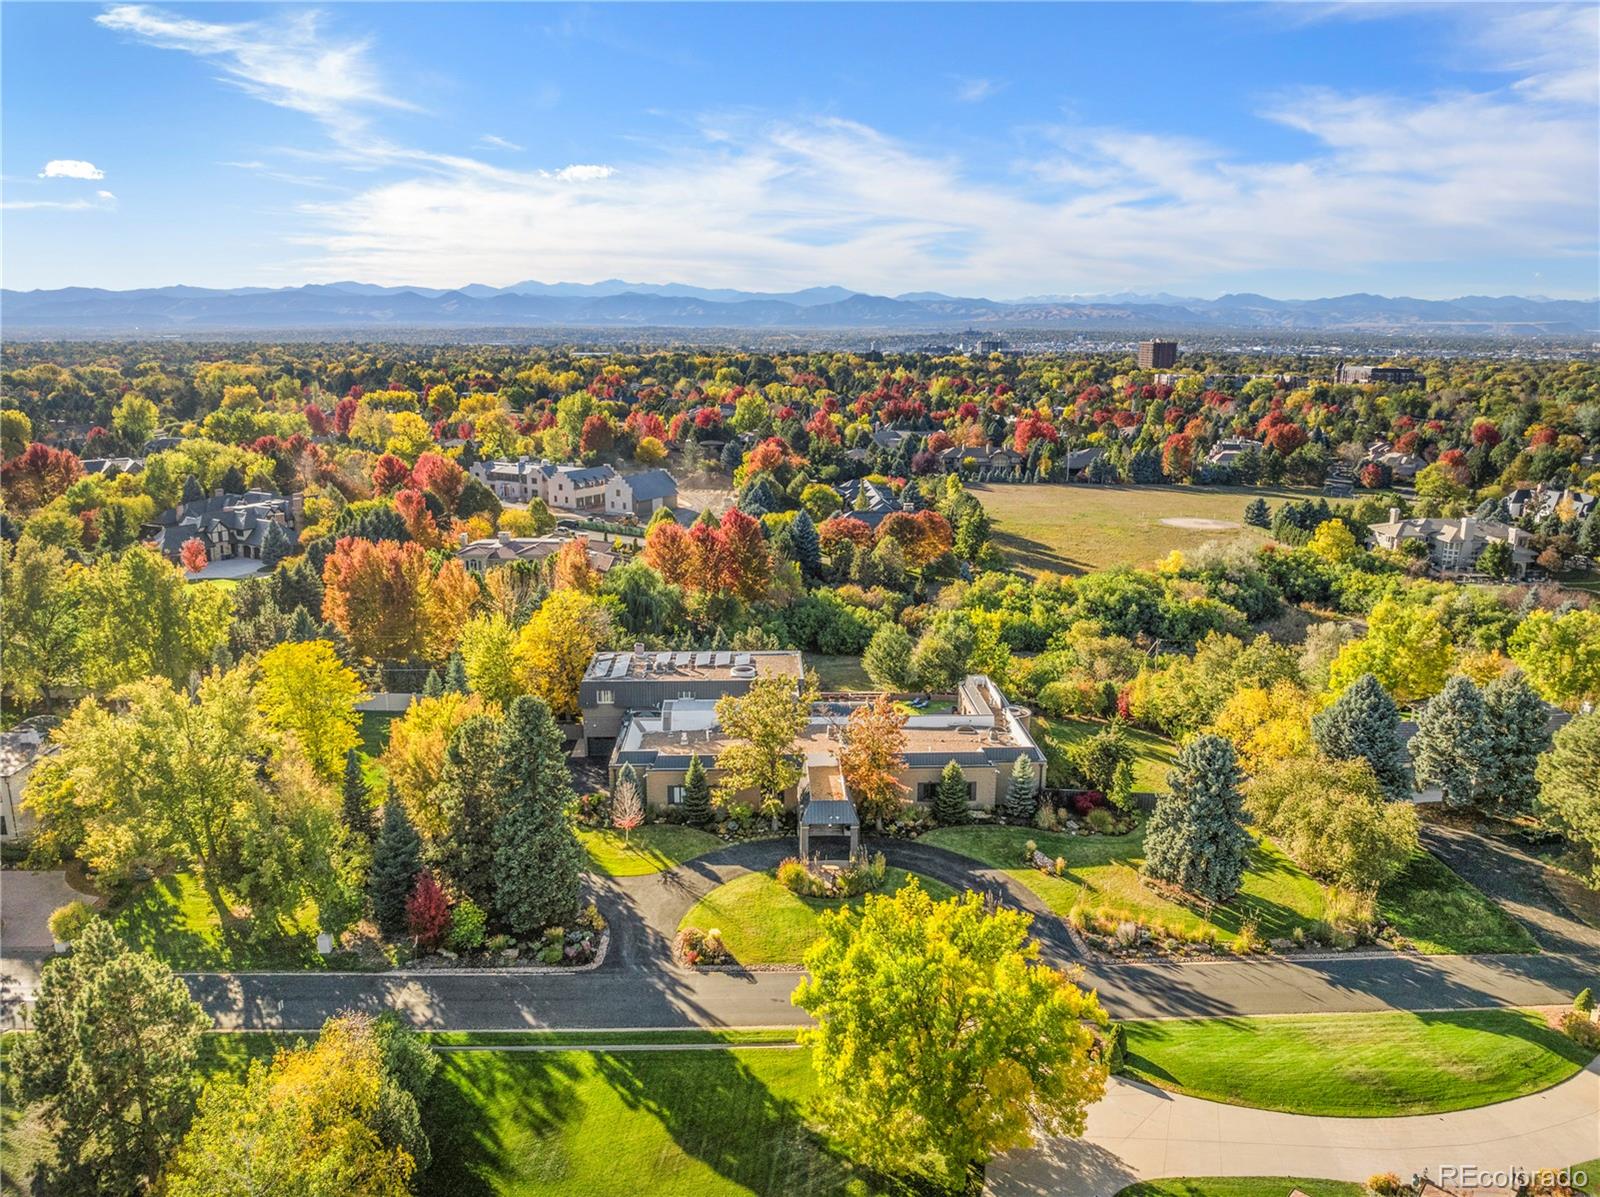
579 825 726 876
974 482 1338 575
678 868 957 964
1035 716 1178 793
1122 1010 1593 1116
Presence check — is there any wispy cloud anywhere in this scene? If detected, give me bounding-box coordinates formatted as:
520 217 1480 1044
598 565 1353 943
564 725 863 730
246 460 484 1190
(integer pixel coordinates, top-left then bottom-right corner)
552 164 613 182
478 134 523 152
3 191 116 212
954 77 1000 103
40 159 107 180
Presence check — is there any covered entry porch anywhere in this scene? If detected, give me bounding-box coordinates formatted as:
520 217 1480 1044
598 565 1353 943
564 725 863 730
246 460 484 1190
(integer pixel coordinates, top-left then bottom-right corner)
797 763 859 863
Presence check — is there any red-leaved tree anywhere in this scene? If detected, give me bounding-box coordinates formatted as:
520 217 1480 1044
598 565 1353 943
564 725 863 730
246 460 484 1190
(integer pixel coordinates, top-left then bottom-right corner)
405 873 451 950
179 537 209 573
1 443 83 513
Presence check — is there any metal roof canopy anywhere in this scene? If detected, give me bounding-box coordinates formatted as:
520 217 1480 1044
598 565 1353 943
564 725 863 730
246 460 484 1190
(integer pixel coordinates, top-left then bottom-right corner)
799 798 859 828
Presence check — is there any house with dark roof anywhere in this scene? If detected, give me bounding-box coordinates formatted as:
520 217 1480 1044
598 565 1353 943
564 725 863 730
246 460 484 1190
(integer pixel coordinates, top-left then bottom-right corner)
937 444 1024 473
456 530 617 577
1368 510 1535 578
142 490 300 565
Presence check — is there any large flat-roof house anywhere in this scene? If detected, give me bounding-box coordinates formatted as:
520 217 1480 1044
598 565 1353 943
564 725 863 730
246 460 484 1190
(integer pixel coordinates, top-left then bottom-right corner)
1 719 59 841
1337 364 1422 386
580 648 806 758
470 458 678 521
1138 340 1179 369
1368 510 1535 578
610 672 1045 819
456 530 617 576
142 490 301 564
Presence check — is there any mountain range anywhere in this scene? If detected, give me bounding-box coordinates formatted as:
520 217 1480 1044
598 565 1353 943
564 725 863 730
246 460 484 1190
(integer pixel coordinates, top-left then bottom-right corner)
4 281 1596 336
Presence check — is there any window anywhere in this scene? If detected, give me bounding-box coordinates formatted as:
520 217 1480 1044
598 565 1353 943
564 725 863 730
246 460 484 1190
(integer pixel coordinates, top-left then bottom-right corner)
916 780 973 804
595 689 614 705
679 689 696 699
666 784 685 806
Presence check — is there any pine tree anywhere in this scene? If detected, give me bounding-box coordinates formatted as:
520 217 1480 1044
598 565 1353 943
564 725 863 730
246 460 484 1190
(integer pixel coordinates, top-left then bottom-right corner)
422 669 444 697
261 520 292 567
370 796 423 936
932 760 970 826
1579 511 1600 558
1479 671 1551 814
681 753 712 826
180 474 204 504
430 715 504 907
788 510 822 577
491 696 584 935
1243 497 1270 528
1410 673 1489 808
1142 734 1249 902
1002 755 1038 822
1311 673 1413 801
443 653 469 694
287 605 320 642
341 749 373 839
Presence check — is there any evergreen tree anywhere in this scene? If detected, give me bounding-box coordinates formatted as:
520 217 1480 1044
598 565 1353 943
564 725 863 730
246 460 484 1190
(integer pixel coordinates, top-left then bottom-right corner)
429 715 504 907
341 748 373 839
1410 673 1489 807
1142 734 1249 902
443 652 469 694
932 760 970 826
1311 673 1412 801
218 464 246 495
1480 671 1551 813
287 604 320 642
422 668 444 697
681 753 712 826
1243 497 1270 528
1002 754 1038 822
1579 510 1600 557
180 473 205 504
788 509 822 577
862 623 915 691
260 520 292 567
369 794 422 936
492 696 584 934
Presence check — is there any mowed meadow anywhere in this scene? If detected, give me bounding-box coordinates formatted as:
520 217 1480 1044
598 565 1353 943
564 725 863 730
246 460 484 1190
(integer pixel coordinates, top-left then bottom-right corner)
974 483 1342 574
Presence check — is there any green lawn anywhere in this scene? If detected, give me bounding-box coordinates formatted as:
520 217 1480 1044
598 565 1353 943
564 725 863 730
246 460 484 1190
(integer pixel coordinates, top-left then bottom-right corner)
919 823 1327 946
806 654 873 691
1123 1010 1594 1117
1035 716 1178 793
679 869 958 964
1377 850 1539 955
104 873 329 971
579 825 726 877
423 1047 928 1196
975 482 1341 575
357 708 399 793
1117 1180 1365 1197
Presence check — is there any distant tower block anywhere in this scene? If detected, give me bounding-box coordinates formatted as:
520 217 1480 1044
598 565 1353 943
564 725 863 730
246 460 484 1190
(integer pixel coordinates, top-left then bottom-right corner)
1138 339 1179 369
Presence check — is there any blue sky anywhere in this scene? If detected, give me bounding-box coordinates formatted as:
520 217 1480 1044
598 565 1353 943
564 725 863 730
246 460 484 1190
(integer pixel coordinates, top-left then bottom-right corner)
3 2 1597 298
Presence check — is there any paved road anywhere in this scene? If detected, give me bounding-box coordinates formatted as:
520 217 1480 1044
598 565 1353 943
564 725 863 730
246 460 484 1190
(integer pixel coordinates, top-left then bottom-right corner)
6 839 1599 1031
987 1055 1600 1197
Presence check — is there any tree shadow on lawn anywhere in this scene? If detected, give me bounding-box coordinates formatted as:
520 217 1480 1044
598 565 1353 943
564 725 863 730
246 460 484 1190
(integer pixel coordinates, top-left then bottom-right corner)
106 875 321 971
420 1049 586 1197
590 1047 962 1197
1411 1008 1596 1070
989 528 1095 577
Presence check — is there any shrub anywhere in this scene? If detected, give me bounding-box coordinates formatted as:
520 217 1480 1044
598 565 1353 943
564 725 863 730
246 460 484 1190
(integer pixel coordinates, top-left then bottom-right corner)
47 900 95 944
1103 1022 1127 1073
485 933 513 953
1054 856 1066 877
540 943 564 965
447 897 487 953
1563 1009 1600 1051
1113 921 1140 948
1085 807 1117 835
674 926 733 967
777 857 813 894
405 873 451 950
1574 987 1595 1015
1231 919 1264 955
577 902 607 934
1033 804 1059 832
1069 790 1107 817
1367 1173 1405 1197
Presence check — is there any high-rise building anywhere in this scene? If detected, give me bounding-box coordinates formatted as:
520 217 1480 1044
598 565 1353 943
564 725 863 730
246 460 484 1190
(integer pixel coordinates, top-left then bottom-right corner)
1138 339 1178 369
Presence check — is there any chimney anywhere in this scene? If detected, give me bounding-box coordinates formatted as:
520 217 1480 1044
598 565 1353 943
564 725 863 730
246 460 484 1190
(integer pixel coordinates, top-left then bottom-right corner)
1388 507 1399 524
634 642 645 656
1460 516 1472 539
497 530 512 544
458 531 469 547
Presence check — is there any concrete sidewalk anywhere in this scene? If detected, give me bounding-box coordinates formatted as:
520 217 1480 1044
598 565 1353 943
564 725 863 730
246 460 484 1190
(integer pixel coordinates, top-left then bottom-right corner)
987 1057 1600 1197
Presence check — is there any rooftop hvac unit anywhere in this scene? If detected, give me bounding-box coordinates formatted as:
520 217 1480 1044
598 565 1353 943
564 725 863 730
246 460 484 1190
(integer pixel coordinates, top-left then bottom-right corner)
730 665 757 679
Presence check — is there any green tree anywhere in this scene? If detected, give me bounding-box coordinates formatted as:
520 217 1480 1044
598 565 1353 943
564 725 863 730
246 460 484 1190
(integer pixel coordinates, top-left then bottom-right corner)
369 795 423 936
491 696 584 933
427 714 504 908
1243 497 1270 528
458 613 521 704
1326 598 1454 704
11 921 209 1194
1245 756 1418 892
1536 712 1600 886
1509 609 1600 711
1310 672 1412 801
932 759 970 826
1142 734 1249 902
1410 674 1489 807
77 544 232 690
1477 539 1513 580
1002 753 1038 822
712 674 817 809
788 509 822 577
1067 722 1135 809
909 613 975 691
793 884 1108 1188
342 748 374 839
862 623 915 691
111 392 160 448
1479 671 1551 813
256 638 365 779
164 1014 420 1197
681 753 713 827
0 538 81 710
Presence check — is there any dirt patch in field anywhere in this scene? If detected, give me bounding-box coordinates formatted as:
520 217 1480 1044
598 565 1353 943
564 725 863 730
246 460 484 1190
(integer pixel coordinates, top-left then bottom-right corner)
1159 517 1241 530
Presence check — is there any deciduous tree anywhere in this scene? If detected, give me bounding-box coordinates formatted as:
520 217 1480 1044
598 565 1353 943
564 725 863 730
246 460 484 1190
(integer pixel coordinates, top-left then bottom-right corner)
713 674 817 809
512 589 613 718
838 696 907 830
256 639 365 778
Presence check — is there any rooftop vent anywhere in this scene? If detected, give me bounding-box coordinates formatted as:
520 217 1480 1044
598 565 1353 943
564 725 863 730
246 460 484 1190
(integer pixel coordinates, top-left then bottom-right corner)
730 664 757 679
957 725 978 735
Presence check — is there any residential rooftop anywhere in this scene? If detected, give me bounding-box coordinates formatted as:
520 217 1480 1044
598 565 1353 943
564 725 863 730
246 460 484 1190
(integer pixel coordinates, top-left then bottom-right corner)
584 648 806 684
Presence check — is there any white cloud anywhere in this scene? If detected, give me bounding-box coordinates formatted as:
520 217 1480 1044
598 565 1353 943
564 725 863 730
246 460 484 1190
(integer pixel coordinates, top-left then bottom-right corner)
955 78 999 103
96 190 116 200
3 191 116 212
39 159 105 180
478 134 524 152
553 164 613 182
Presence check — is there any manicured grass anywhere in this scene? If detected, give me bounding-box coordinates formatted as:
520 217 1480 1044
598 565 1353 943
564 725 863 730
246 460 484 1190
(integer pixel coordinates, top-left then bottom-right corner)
1034 716 1178 794
920 823 1328 945
806 653 873 691
423 1046 926 1196
1122 1010 1594 1117
579 825 726 876
976 482 1339 575
679 869 957 964
357 708 399 793
104 872 328 971
1378 850 1540 955
1117 1180 1365 1197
